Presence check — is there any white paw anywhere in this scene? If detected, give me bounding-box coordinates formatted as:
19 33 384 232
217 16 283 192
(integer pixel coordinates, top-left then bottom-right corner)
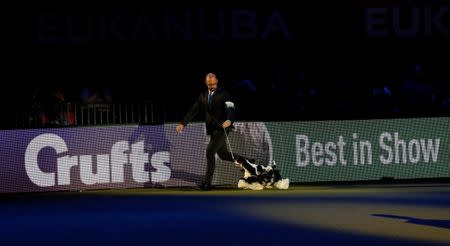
248 183 264 190
274 178 289 189
238 179 249 189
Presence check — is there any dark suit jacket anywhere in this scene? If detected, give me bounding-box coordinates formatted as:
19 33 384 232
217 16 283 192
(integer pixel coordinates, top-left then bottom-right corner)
181 88 235 135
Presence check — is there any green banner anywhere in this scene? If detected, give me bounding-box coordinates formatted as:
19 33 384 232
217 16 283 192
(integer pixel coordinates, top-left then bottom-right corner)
265 117 450 182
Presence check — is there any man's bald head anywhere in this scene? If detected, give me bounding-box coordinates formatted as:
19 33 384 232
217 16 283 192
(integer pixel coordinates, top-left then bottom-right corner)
206 73 217 79
205 73 218 92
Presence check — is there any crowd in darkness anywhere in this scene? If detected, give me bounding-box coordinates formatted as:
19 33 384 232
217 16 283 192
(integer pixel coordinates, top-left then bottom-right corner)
15 61 449 129
226 62 450 121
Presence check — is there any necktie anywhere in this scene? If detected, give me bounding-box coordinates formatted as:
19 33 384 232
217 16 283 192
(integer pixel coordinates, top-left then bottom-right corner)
208 91 213 105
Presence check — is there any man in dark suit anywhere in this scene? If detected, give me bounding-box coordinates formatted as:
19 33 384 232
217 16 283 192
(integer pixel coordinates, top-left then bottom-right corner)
176 73 243 190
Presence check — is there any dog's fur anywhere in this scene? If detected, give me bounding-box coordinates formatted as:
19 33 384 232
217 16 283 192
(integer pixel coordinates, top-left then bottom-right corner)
234 157 289 190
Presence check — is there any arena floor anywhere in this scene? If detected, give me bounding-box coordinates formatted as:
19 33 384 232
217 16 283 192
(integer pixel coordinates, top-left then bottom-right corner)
1 184 450 245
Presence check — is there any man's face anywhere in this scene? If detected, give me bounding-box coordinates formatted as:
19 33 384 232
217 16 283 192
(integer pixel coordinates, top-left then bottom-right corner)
205 74 218 92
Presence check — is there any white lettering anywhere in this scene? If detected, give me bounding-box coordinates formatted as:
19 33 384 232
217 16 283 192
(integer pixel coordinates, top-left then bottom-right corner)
25 134 172 187
25 134 67 187
296 135 310 167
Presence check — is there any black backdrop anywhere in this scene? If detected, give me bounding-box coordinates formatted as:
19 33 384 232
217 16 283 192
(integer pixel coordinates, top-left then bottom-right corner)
5 0 450 128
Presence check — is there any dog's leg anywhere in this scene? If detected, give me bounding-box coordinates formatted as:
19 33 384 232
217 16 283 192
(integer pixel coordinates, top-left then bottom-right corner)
274 178 290 189
247 182 264 190
238 179 250 189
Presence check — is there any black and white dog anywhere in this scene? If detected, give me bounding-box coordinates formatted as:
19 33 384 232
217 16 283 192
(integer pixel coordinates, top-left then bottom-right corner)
234 156 289 190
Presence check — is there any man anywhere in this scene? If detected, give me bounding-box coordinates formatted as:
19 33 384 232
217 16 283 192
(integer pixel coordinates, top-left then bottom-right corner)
176 73 243 190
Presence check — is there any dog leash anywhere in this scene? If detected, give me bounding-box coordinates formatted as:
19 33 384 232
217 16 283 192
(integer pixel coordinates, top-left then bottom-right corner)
210 115 236 161
222 126 235 161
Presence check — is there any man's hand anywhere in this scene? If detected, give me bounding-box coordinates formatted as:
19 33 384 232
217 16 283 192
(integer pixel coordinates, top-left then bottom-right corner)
176 124 184 133
222 120 232 128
